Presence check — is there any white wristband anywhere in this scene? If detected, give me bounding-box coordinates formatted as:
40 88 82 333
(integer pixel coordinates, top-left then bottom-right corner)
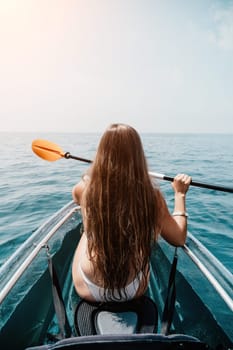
172 211 188 217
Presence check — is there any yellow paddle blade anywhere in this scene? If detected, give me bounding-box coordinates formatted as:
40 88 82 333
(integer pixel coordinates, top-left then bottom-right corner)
32 139 65 161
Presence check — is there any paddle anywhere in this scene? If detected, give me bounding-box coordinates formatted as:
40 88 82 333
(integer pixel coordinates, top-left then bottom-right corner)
32 139 233 194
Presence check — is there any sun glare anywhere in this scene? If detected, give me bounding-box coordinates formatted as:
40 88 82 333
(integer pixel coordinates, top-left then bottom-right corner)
0 0 19 12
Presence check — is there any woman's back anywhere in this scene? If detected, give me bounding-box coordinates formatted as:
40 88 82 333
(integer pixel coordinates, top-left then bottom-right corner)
72 123 191 302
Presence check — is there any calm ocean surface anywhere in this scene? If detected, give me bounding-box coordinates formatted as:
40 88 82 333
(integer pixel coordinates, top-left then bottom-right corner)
0 132 232 273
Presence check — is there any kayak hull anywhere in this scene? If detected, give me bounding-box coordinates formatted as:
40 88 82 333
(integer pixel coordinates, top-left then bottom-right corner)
0 202 232 349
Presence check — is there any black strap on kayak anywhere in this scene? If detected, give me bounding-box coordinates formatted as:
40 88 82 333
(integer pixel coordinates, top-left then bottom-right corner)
45 245 72 339
161 247 178 335
44 243 177 338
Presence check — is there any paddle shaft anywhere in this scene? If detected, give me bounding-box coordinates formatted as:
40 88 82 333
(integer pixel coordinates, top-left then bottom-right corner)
63 154 233 193
149 172 233 193
64 155 233 193
64 152 92 163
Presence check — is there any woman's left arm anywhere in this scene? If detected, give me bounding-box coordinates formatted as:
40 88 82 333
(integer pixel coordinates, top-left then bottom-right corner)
159 174 192 246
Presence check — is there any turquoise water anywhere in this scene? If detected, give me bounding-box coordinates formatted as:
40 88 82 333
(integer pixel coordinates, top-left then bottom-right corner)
0 132 232 274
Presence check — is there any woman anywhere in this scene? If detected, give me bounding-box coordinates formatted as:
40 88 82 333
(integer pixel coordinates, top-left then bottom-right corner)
72 123 191 303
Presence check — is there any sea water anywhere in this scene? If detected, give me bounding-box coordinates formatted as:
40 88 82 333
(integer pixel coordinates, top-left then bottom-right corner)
0 132 232 274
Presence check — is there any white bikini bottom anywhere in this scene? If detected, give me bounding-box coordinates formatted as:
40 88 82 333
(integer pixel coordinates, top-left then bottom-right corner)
79 264 143 302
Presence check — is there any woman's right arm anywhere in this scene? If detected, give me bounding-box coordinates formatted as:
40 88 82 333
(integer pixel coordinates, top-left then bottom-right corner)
159 174 192 246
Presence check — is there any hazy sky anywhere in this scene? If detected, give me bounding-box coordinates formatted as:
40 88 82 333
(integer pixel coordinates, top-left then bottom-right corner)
1 0 233 133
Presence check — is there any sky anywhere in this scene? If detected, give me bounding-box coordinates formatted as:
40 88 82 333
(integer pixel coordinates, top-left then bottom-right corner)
0 0 233 133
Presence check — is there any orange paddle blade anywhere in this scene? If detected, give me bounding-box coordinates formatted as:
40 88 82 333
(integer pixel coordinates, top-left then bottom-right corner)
32 139 65 161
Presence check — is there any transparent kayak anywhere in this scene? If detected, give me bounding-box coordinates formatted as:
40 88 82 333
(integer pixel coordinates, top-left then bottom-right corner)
0 201 232 349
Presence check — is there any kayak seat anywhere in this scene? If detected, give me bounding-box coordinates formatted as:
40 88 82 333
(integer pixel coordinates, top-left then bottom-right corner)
25 333 210 350
74 295 158 336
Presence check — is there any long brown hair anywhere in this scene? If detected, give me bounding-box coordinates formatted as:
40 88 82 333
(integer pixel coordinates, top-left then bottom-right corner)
82 124 162 298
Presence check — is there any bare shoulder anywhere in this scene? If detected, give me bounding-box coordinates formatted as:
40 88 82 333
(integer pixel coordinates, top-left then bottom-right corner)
72 177 88 203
